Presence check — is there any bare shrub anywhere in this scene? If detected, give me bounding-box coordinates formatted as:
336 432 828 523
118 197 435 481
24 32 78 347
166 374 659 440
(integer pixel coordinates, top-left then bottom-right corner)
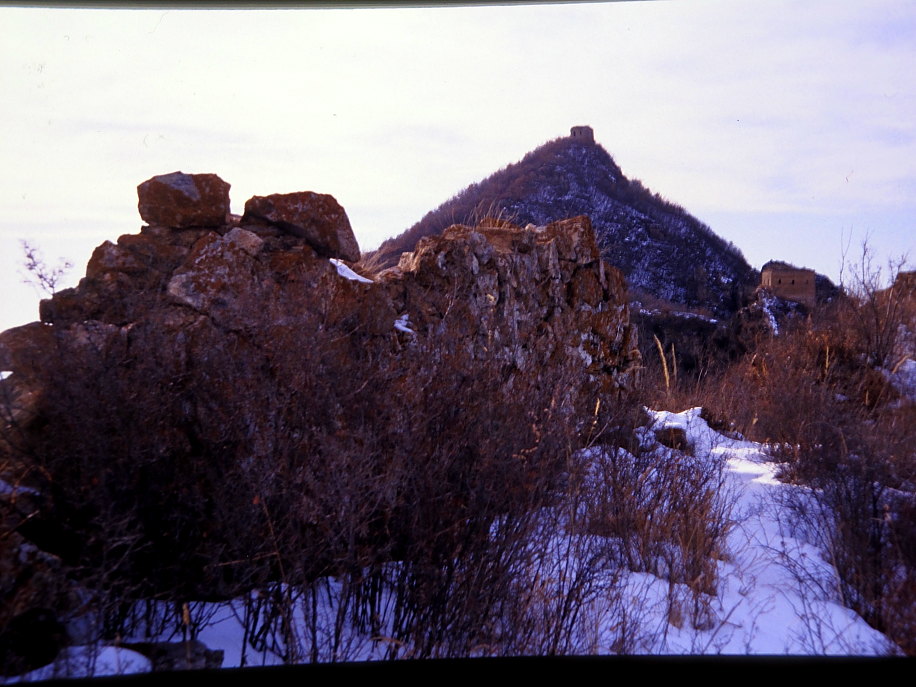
19 241 73 297
774 416 915 655
577 440 730 612
4 273 648 664
839 243 912 369
669 244 916 654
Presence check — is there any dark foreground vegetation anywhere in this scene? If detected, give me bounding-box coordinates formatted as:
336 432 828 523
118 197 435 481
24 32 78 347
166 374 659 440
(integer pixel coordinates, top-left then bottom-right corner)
1 299 735 669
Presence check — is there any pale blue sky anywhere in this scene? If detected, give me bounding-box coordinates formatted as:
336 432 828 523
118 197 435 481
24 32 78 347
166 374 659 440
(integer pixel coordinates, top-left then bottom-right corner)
2 1 914 331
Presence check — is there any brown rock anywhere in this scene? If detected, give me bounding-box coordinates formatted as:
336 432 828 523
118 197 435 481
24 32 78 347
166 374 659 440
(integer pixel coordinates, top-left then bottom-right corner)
120 640 223 672
137 172 230 228
540 216 601 265
655 426 692 453
86 234 190 281
42 233 194 326
0 530 77 677
242 191 360 262
383 215 638 400
0 323 56 379
166 231 265 318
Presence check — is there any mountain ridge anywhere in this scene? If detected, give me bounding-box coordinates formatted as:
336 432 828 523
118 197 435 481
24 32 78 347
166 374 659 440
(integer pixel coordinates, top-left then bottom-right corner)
374 128 758 317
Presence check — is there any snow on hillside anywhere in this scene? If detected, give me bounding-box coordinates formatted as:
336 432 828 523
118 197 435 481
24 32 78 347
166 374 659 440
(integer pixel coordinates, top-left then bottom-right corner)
11 408 897 680
487 142 753 315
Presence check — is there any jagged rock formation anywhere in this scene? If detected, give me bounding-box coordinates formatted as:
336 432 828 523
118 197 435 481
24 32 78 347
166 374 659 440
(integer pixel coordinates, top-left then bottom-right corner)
3 173 638 439
378 216 639 391
0 173 638 671
242 191 360 262
375 128 757 317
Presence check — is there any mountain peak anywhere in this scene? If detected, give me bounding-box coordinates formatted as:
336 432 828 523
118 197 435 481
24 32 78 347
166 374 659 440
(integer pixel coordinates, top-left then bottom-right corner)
374 130 755 315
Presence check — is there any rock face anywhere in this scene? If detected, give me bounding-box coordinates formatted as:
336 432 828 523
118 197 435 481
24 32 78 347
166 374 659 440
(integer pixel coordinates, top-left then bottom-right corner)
137 171 230 229
380 216 638 392
0 533 75 677
0 174 639 646
242 191 360 262
13 176 636 398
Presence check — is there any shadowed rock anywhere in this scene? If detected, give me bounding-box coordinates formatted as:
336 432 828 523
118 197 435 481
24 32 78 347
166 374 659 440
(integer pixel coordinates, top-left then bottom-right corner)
138 171 230 228
242 191 360 262
120 640 223 672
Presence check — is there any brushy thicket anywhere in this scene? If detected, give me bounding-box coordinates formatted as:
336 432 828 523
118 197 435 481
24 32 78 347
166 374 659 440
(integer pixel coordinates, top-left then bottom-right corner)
6 311 569 630
641 257 916 655
1 283 742 665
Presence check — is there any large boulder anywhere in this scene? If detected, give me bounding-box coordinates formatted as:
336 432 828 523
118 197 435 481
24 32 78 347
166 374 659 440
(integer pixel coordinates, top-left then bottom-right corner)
242 191 360 262
137 172 230 228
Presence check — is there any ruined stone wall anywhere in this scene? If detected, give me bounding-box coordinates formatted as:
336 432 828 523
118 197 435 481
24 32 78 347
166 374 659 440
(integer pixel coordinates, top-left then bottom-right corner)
761 266 816 307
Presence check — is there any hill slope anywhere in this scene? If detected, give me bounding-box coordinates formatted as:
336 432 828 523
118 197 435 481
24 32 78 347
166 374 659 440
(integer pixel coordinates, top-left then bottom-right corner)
375 128 757 316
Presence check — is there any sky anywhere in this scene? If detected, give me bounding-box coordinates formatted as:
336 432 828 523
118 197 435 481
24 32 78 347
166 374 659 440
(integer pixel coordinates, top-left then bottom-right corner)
2 0 915 332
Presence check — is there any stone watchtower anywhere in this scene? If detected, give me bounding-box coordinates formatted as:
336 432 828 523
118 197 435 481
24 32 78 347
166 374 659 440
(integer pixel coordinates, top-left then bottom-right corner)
760 262 816 308
570 126 595 143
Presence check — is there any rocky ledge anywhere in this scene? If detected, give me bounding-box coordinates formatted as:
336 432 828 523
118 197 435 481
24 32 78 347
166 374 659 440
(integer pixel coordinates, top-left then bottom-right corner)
2 171 639 432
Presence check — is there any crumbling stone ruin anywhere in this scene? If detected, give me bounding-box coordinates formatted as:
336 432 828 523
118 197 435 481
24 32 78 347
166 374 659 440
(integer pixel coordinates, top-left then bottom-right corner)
569 125 595 143
760 261 816 308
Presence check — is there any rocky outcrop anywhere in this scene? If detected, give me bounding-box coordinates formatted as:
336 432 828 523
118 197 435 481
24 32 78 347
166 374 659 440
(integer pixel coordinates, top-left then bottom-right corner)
379 216 639 392
13 175 637 404
0 174 639 664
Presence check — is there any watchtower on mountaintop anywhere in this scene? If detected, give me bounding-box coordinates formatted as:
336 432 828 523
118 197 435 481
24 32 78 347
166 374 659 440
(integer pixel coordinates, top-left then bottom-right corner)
570 126 595 143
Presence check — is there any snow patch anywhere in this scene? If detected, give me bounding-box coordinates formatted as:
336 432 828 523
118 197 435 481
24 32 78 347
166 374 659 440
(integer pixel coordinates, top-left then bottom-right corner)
9 646 151 682
330 258 373 284
394 313 415 335
0 478 40 497
637 308 718 324
642 406 894 654
883 357 916 402
22 406 897 676
758 291 780 335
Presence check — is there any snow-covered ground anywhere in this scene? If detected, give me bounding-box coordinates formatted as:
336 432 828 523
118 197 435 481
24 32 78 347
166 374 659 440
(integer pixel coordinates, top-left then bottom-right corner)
636 307 719 325
11 408 899 680
628 408 893 654
884 357 916 404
